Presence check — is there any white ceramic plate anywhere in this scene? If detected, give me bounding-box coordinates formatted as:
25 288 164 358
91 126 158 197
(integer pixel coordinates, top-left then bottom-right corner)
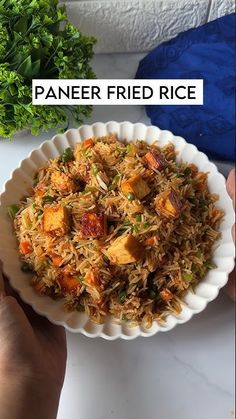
0 122 235 340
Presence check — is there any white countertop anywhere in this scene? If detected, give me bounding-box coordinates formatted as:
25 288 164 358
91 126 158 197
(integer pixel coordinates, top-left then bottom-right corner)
0 53 234 419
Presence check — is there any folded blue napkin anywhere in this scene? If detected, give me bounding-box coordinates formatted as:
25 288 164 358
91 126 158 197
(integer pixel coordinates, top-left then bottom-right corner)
136 13 235 161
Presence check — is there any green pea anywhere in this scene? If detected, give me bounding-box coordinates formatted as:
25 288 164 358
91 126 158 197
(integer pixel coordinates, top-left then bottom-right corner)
182 273 194 282
127 192 135 201
21 262 33 273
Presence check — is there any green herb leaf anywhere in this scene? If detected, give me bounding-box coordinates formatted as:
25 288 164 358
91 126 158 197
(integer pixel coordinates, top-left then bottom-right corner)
75 275 85 283
183 167 192 176
205 260 217 270
0 1 96 139
59 147 74 164
76 303 85 312
21 262 33 273
33 175 39 187
7 204 20 219
42 195 55 203
143 222 150 229
118 290 127 303
149 289 156 299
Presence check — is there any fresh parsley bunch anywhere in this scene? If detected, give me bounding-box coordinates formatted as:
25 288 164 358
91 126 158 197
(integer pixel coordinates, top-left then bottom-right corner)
0 0 96 138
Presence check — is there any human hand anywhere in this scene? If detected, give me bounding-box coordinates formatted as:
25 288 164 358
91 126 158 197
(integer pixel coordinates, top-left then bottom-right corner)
0 265 67 419
225 169 235 301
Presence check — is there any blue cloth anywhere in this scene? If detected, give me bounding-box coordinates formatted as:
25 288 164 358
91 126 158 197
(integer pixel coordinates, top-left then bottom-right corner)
136 14 235 161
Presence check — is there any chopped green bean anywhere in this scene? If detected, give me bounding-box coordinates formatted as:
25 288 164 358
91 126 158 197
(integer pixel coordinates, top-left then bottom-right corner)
136 214 142 222
132 224 139 233
91 163 98 175
110 174 121 190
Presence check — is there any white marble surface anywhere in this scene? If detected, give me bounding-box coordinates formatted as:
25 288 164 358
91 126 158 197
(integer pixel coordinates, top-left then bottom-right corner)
0 53 234 419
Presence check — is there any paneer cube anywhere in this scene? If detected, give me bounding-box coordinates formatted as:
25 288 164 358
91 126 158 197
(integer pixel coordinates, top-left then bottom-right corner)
121 175 150 200
143 150 166 172
107 234 143 264
80 213 107 238
58 274 81 295
43 205 70 236
155 189 182 219
51 171 75 194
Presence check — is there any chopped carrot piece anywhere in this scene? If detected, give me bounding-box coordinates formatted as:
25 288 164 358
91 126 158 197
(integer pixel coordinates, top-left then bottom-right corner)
211 207 223 220
20 241 32 255
160 288 174 302
83 138 94 149
85 271 100 286
35 185 45 196
195 172 208 192
189 164 198 176
144 235 159 247
51 255 64 267
58 274 81 295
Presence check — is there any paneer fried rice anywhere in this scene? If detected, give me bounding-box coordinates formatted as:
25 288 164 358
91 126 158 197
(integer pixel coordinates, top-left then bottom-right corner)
11 135 224 327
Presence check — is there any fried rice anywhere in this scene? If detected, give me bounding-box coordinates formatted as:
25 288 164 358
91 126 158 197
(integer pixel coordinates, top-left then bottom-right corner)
10 134 224 327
